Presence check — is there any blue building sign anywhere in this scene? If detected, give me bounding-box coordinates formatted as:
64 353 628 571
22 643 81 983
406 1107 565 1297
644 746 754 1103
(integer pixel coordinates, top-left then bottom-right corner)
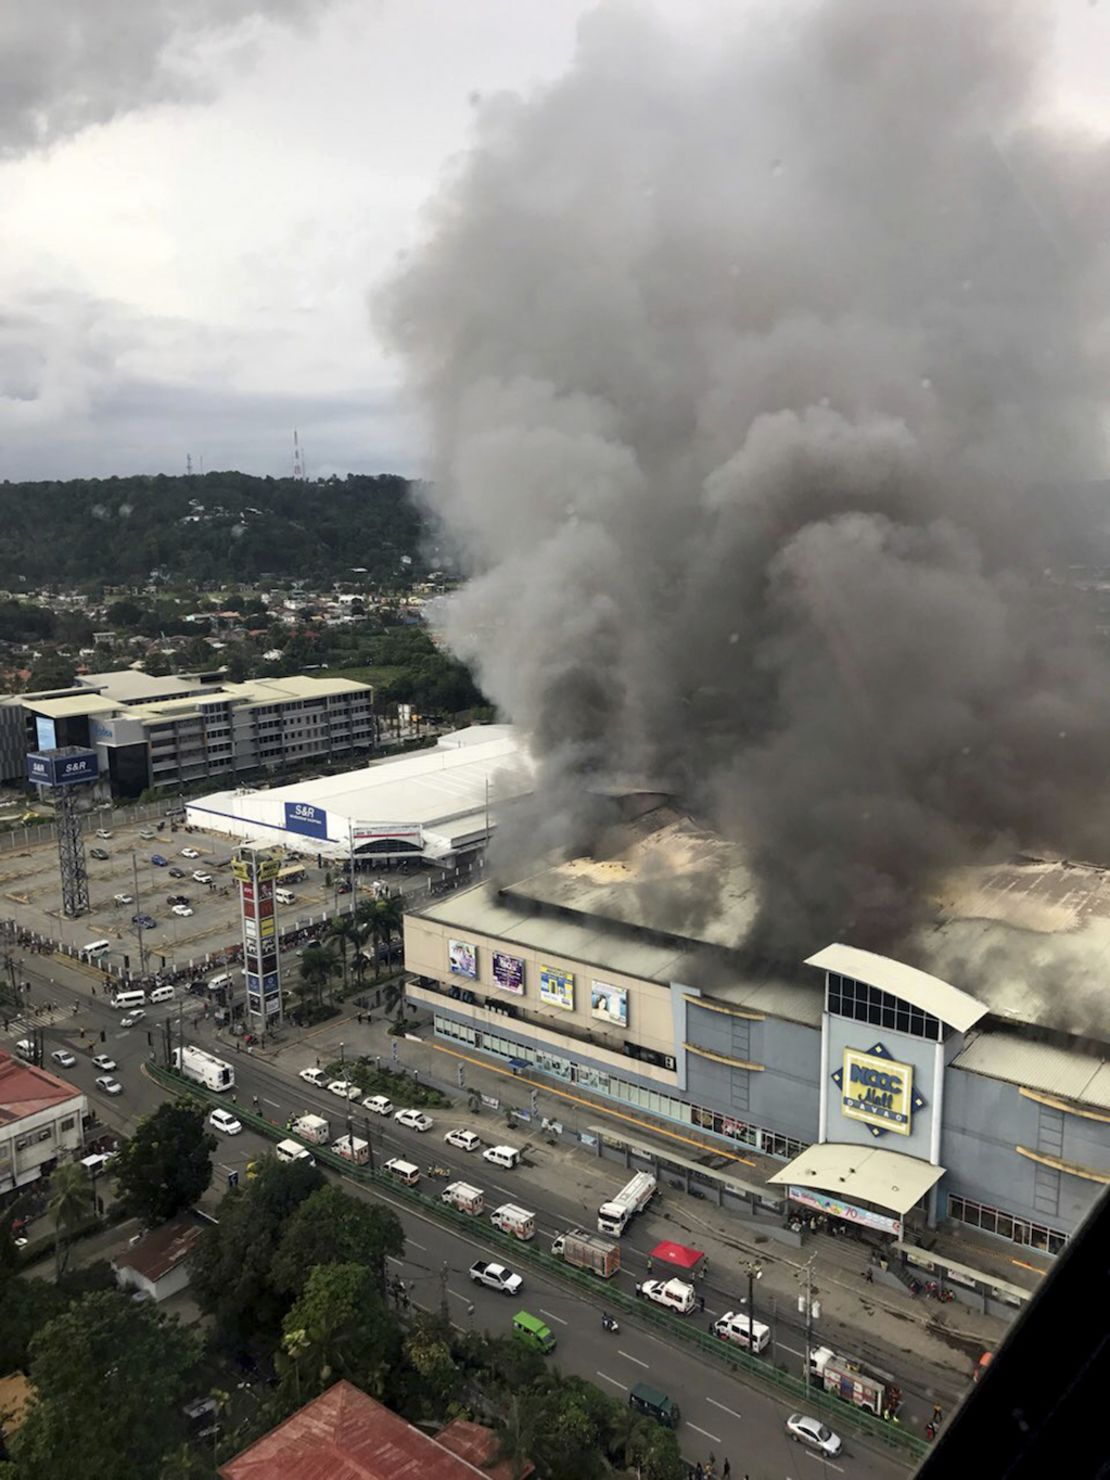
284 800 328 840
26 748 99 788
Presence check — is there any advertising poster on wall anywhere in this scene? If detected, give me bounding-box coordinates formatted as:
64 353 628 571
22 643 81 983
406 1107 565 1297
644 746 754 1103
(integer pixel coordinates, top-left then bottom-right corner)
539 965 574 1011
492 952 525 995
591 980 628 1027
449 939 477 979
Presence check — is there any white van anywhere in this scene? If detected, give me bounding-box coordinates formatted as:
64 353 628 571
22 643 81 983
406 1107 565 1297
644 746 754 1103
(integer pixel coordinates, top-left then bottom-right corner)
274 888 296 906
149 984 175 1004
14 1040 35 1061
82 940 111 958
711 1310 771 1354
111 989 147 1010
207 973 233 994
384 1157 420 1187
275 1139 315 1165
482 1144 520 1170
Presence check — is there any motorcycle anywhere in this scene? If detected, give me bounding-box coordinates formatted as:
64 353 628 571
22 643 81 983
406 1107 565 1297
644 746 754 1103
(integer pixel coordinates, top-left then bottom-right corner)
424 1165 451 1179
601 1313 620 1334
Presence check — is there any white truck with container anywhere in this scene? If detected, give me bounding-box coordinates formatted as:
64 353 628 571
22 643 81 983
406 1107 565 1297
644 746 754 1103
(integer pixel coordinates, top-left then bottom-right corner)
289 1113 330 1145
597 1171 657 1235
551 1228 621 1278
807 1347 902 1418
172 1045 235 1093
442 1182 484 1216
490 1203 535 1241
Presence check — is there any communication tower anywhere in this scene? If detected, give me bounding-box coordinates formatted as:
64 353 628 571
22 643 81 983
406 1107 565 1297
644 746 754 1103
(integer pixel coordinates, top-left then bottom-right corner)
292 428 306 481
26 748 99 918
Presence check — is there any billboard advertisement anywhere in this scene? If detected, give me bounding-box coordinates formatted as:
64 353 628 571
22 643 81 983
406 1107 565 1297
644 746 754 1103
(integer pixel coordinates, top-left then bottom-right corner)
788 1186 902 1237
591 979 628 1027
841 1047 914 1136
449 939 477 978
284 801 329 840
539 965 574 1012
34 716 57 752
492 952 525 995
352 822 423 848
26 749 99 788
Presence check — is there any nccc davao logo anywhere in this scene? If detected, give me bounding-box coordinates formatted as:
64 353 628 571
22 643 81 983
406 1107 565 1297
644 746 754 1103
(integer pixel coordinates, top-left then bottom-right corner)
833 1043 927 1138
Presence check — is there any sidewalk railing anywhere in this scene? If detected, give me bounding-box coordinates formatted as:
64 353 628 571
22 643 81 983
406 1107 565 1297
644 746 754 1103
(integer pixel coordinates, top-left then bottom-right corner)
150 1061 929 1462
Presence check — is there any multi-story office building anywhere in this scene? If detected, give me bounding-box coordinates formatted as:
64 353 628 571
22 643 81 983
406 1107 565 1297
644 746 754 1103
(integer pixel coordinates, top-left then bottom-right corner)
0 1050 88 1192
4 670 374 797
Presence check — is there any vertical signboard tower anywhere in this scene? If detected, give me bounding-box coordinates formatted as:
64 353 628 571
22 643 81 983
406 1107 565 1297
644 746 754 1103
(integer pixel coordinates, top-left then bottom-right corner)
232 843 284 1035
26 747 99 918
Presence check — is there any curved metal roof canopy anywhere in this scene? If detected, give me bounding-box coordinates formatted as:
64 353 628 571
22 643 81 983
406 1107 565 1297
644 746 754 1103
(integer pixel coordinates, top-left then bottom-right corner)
768 1143 944 1216
806 942 987 1034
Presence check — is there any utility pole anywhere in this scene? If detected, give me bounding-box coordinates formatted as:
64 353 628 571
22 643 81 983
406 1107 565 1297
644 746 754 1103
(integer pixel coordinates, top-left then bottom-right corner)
744 1258 762 1340
132 851 147 979
439 1260 450 1325
798 1256 820 1395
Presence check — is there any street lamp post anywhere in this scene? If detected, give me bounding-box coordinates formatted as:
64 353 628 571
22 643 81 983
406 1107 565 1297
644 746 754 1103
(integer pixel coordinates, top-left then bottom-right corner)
744 1259 763 1340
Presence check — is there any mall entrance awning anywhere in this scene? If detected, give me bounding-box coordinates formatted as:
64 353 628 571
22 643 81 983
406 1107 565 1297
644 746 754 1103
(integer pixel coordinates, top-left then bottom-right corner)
767 1143 944 1217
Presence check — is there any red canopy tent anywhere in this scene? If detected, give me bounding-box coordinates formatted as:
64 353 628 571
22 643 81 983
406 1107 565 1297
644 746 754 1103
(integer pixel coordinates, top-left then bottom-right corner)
650 1239 705 1273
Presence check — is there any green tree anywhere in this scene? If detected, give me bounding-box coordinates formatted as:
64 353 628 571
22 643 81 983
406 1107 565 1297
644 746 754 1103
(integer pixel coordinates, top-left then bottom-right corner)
26 652 76 690
112 1101 216 1225
270 1184 404 1299
11 1291 199 1480
278 1263 401 1407
0 1279 68 1374
297 943 339 1012
143 649 171 676
191 1155 324 1347
324 912 361 995
46 1161 92 1280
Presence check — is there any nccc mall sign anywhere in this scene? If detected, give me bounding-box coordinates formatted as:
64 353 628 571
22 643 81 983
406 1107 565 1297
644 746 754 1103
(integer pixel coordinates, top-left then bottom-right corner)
839 1045 917 1136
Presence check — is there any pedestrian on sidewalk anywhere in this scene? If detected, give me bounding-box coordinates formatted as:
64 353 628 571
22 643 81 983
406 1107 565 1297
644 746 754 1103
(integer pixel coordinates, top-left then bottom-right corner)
646 1257 653 1275
698 1293 706 1314
932 1402 943 1425
722 1460 731 1480
864 1266 874 1284
925 1422 936 1442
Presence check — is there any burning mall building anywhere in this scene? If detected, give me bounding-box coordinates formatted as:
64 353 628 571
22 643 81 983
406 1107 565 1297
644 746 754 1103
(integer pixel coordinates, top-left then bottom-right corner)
405 803 1109 1257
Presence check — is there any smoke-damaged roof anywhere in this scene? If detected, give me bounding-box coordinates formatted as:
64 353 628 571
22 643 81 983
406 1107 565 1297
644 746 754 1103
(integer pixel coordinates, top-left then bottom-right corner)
465 812 1110 1046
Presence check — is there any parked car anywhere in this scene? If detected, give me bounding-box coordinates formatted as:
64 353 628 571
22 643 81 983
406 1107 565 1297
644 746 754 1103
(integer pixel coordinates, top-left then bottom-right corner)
785 1415 842 1457
95 1076 123 1095
336 880 352 894
208 1108 243 1136
89 847 109 861
119 1011 145 1028
172 904 194 917
113 892 134 905
192 871 212 884
92 1054 117 1071
181 847 200 859
167 894 190 906
363 1095 394 1116
51 1050 77 1068
95 829 112 840
328 1079 361 1100
168 867 186 879
299 1067 327 1087
151 854 168 867
395 1108 433 1132
139 829 155 840
445 1128 482 1152
468 1260 523 1295
131 914 157 929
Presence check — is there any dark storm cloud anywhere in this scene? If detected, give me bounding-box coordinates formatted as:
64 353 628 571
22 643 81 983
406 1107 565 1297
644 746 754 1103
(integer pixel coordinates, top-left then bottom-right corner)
0 0 334 155
382 0 1110 959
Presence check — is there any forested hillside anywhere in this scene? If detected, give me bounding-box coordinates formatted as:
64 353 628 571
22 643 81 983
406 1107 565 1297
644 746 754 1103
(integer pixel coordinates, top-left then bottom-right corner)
0 472 428 586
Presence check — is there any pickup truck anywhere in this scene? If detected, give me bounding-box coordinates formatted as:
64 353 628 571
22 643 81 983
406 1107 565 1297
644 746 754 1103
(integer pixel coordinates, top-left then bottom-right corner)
468 1260 523 1295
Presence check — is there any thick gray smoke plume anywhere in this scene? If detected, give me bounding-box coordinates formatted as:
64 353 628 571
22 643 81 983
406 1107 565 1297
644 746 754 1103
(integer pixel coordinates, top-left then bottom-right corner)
0 0 332 156
383 0 1110 960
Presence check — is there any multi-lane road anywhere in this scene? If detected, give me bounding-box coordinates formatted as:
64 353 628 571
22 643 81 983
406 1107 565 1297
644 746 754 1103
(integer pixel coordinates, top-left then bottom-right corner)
5 958 915 1480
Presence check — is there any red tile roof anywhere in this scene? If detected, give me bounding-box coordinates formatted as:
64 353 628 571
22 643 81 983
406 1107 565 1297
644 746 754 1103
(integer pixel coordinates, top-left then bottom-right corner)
220 1382 515 1480
113 1217 203 1283
435 1418 533 1480
0 1051 82 1127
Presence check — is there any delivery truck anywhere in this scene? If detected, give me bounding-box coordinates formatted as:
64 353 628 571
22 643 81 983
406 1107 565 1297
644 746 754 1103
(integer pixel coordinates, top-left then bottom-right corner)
808 1347 902 1418
289 1113 330 1145
597 1171 657 1235
442 1182 484 1215
490 1203 536 1241
551 1228 621 1278
332 1135 370 1165
172 1044 235 1093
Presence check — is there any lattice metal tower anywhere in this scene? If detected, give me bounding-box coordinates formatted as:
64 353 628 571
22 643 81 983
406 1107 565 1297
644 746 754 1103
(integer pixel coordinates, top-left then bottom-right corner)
56 782 90 918
292 428 306 481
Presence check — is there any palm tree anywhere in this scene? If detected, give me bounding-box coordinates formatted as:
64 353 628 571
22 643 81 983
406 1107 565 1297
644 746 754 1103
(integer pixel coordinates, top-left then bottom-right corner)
361 894 403 981
47 1160 91 1279
298 944 339 1013
324 914 361 997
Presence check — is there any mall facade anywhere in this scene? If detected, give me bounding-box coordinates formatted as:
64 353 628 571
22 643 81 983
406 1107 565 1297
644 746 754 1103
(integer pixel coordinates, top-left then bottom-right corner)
403 816 1110 1259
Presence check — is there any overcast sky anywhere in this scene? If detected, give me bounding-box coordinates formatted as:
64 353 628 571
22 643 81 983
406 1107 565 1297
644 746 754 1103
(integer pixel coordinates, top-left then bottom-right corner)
1 0 1106 483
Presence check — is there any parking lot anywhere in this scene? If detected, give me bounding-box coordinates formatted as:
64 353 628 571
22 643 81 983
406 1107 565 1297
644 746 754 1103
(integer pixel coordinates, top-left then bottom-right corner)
0 810 383 974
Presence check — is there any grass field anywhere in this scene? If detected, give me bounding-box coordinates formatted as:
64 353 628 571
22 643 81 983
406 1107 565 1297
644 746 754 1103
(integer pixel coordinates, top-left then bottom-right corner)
327 665 408 692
